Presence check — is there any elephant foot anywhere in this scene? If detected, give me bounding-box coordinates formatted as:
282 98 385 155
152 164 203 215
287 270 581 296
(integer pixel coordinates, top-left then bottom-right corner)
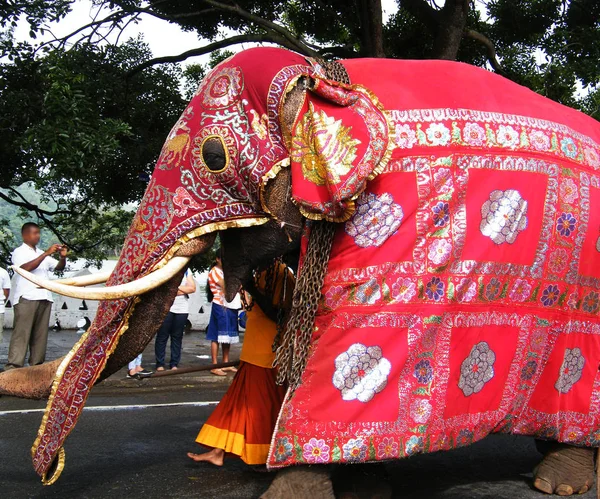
0 357 63 399
533 442 595 496
260 467 334 499
333 464 392 499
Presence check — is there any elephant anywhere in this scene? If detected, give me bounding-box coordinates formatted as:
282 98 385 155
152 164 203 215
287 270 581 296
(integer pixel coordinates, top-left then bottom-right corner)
2 47 600 497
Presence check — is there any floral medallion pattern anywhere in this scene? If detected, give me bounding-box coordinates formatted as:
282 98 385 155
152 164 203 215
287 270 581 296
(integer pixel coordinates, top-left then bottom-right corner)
555 348 585 394
343 438 368 462
458 342 496 396
302 438 330 464
200 66 244 109
345 192 404 248
332 343 392 402
480 189 528 244
377 437 399 459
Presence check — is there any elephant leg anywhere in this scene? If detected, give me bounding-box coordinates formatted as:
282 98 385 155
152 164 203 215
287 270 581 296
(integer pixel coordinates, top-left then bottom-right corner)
260 467 334 499
533 442 595 496
333 464 392 499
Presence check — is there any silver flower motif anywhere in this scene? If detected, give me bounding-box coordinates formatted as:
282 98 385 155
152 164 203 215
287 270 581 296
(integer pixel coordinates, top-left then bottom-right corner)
458 342 496 396
555 348 585 394
480 189 528 244
333 343 392 403
345 192 403 248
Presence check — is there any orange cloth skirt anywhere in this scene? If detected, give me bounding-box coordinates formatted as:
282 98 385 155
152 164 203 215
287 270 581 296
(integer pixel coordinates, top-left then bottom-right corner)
195 362 286 464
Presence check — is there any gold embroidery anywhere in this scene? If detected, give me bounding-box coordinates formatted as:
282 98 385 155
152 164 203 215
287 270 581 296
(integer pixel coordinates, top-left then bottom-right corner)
291 102 361 186
249 109 269 140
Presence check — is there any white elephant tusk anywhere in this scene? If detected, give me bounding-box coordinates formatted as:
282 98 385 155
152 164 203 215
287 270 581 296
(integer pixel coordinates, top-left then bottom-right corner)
52 271 112 287
11 256 190 301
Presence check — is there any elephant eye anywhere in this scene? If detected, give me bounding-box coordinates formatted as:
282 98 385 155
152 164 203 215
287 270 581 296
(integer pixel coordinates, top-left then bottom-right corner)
201 135 229 173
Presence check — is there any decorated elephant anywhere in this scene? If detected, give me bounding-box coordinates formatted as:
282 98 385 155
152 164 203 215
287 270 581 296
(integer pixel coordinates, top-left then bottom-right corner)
2 47 600 497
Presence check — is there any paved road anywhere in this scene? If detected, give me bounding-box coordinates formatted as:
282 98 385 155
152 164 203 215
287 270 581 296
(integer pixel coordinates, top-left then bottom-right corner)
1 383 596 499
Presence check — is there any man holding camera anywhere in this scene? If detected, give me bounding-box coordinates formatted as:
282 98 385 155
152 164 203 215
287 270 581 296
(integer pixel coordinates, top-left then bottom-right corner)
5 222 67 370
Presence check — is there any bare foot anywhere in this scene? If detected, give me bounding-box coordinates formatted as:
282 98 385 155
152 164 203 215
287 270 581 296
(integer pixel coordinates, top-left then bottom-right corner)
211 369 227 376
223 367 238 373
187 449 225 466
156 366 165 372
170 366 178 370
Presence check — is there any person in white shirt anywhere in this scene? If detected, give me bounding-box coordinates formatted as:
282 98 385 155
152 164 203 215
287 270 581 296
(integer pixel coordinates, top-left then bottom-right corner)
6 222 67 370
155 271 196 371
0 266 11 348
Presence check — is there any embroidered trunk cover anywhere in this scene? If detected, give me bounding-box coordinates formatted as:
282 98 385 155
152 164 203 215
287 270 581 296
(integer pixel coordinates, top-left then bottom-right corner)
268 59 600 467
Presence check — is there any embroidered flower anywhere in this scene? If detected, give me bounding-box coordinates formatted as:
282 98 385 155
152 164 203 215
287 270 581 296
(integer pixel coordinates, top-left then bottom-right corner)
425 276 445 301
564 426 584 442
414 359 433 384
555 347 585 394
560 138 578 159
405 436 424 456
559 178 579 204
530 329 547 352
582 291 600 314
302 438 330 464
410 398 432 424
333 343 391 403
421 327 437 351
510 279 533 302
355 278 381 305
456 429 474 447
556 212 577 237
325 285 348 309
426 123 451 146
480 189 528 244
458 342 496 396
584 147 600 167
548 248 569 274
343 438 368 462
345 192 403 248
485 278 501 301
529 130 551 151
496 125 519 148
395 124 417 149
455 278 477 303
273 437 293 463
428 239 452 266
392 277 417 303
463 122 486 146
567 291 579 310
433 168 453 193
432 201 450 227
521 360 538 381
541 284 560 307
377 437 399 459
588 429 600 446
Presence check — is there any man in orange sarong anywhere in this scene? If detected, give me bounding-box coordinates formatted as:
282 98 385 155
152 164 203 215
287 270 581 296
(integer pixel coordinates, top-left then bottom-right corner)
187 263 293 466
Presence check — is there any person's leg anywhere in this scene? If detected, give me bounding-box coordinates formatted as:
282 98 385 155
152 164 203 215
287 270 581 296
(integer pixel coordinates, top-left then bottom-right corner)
6 299 36 369
0 312 4 346
222 343 230 363
169 313 187 369
210 341 226 376
154 313 173 370
128 354 142 376
28 300 52 366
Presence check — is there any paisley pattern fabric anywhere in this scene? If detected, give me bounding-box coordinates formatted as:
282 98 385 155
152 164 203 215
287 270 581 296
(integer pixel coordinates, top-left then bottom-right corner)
268 57 600 468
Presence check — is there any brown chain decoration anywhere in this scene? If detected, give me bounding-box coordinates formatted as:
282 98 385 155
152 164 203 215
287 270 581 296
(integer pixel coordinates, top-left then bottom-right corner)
274 220 336 389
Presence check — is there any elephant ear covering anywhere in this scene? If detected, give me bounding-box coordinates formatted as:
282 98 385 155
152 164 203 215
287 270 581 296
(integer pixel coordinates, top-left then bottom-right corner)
289 78 394 222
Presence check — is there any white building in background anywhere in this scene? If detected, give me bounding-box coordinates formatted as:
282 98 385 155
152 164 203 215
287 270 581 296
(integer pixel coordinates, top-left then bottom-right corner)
2 260 213 330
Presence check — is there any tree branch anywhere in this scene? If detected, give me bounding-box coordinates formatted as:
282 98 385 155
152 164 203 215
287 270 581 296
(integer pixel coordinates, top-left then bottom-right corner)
400 0 441 29
464 28 503 72
127 33 305 76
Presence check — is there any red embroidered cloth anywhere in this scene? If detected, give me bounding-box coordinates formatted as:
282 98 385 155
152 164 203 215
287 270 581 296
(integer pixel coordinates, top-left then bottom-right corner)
268 58 600 466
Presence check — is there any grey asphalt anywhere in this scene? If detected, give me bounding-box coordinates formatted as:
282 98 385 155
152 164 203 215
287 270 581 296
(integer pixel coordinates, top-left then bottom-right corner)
0 331 596 498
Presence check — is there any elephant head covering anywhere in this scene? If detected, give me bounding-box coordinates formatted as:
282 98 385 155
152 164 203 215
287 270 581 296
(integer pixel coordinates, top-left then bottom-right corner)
30 47 394 484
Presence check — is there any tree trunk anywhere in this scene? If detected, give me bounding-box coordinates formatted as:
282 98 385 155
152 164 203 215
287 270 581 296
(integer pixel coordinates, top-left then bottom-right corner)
431 0 470 60
358 0 386 57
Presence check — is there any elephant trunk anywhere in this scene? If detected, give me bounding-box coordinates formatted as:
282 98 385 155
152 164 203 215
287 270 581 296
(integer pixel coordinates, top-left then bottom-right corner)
0 234 215 400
